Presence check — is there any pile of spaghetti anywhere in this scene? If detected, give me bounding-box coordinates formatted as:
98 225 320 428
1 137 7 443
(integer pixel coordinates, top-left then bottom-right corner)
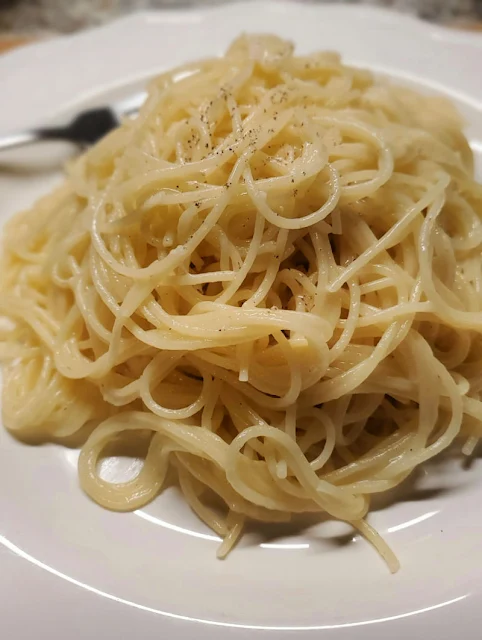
2 35 482 571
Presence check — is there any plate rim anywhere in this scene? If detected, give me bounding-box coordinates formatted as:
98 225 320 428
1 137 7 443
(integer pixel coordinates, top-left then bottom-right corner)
1 1 482 67
1 2 481 135
1 4 482 639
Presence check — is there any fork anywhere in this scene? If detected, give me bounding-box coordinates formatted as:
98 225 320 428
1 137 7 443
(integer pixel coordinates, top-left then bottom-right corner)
0 92 147 153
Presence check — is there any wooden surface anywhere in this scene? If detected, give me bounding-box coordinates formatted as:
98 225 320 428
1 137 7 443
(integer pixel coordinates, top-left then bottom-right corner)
0 35 33 53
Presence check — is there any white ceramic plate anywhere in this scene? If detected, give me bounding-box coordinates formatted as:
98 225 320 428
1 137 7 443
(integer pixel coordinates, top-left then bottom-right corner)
1 4 482 639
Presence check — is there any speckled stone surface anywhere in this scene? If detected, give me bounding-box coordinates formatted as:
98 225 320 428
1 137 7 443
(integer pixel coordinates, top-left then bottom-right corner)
0 0 481 35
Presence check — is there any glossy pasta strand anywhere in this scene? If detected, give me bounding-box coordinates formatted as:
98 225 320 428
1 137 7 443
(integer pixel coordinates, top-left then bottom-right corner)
2 35 482 570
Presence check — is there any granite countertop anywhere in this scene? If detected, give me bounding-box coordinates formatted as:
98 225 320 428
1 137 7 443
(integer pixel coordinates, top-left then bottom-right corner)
0 0 481 36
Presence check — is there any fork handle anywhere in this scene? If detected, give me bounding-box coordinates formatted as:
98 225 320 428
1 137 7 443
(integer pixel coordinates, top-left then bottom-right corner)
0 127 76 152
0 130 42 152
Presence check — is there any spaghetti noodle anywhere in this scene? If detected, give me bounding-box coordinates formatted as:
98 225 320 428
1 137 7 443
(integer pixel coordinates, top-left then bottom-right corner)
2 35 482 571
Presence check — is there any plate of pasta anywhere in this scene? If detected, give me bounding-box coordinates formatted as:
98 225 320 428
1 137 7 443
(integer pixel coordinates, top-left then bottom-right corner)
1 3 482 639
